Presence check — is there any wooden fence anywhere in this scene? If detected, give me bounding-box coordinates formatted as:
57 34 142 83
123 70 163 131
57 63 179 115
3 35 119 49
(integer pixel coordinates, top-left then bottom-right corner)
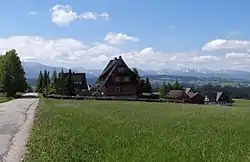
45 94 166 103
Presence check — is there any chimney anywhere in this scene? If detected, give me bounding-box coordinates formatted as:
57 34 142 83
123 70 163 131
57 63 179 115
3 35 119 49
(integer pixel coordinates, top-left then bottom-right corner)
119 56 122 59
114 57 117 60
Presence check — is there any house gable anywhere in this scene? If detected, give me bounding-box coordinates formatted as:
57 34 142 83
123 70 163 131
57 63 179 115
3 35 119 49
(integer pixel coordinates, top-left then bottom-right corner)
204 91 234 105
93 56 139 96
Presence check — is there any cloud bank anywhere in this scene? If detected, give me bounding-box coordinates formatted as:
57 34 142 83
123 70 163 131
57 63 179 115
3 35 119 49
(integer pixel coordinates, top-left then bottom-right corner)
1 36 250 71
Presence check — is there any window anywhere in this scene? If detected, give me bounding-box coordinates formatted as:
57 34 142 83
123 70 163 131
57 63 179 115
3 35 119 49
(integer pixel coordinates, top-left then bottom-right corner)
118 67 125 73
124 76 130 82
115 87 121 93
115 77 120 82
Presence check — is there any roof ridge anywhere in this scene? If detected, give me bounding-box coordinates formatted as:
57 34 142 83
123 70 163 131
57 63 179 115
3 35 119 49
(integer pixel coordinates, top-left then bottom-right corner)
97 59 120 90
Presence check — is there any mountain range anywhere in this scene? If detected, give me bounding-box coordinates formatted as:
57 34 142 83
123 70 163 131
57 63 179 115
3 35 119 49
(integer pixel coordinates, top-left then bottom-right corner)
22 61 250 81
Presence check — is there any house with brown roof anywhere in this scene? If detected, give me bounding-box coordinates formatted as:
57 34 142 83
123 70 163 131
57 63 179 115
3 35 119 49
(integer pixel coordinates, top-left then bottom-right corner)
165 90 189 103
186 92 204 104
204 91 234 106
92 56 140 96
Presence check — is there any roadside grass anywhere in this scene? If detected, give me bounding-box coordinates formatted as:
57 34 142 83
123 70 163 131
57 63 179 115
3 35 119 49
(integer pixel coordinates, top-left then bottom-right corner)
0 93 11 103
25 99 250 161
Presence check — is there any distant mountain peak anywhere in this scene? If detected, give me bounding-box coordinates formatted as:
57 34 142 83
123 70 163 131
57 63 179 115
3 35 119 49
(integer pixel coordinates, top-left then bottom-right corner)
22 61 250 80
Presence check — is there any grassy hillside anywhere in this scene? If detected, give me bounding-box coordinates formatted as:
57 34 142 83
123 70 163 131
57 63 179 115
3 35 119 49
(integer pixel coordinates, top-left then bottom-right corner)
26 99 250 161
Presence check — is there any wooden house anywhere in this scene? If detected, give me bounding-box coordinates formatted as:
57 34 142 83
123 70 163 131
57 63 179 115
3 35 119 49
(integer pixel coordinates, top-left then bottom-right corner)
186 92 204 104
92 56 140 96
165 90 189 103
203 91 234 106
60 72 88 95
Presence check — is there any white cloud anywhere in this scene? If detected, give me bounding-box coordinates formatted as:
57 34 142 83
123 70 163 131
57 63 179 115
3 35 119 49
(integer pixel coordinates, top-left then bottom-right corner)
104 32 139 44
51 4 110 26
28 12 37 16
1 36 250 71
225 52 250 59
202 39 250 52
79 12 109 21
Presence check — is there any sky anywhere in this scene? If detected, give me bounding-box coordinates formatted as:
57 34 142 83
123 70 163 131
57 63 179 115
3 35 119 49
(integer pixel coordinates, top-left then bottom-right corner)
0 0 250 71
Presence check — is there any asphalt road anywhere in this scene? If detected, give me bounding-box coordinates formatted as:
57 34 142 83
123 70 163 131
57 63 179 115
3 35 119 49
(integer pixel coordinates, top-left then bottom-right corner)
0 93 39 162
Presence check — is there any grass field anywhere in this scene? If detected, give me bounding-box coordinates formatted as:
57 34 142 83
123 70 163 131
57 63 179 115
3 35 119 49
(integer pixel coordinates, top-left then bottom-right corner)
0 93 9 103
25 99 250 161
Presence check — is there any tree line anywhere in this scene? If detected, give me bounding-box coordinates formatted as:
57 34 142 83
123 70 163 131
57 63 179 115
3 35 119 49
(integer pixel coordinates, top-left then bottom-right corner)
198 84 250 100
156 80 250 100
0 49 30 97
158 81 184 97
35 69 76 96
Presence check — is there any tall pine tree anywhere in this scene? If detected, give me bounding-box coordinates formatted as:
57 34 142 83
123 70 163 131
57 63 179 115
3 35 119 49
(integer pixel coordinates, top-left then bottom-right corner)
167 83 173 92
144 77 152 93
51 70 58 93
59 69 65 95
35 71 43 93
159 82 166 98
173 80 182 90
45 72 50 95
66 69 74 96
42 69 48 91
132 68 142 95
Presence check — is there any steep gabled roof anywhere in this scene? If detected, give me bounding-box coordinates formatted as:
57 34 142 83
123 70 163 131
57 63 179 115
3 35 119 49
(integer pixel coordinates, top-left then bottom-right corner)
165 90 189 99
95 56 139 91
63 72 87 83
204 91 233 103
216 92 223 102
204 91 217 102
99 59 118 77
187 92 198 98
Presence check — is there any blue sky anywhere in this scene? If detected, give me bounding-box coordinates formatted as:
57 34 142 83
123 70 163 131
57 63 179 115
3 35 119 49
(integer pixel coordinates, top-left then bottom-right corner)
0 0 250 70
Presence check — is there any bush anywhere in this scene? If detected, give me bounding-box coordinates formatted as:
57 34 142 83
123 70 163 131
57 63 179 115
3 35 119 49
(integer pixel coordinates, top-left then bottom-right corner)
48 87 57 95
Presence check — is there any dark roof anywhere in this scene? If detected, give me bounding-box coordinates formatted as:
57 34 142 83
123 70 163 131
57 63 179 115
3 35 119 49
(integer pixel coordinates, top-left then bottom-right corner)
204 91 233 103
204 91 218 102
64 72 86 82
99 59 117 77
187 92 198 98
95 56 138 91
165 90 188 99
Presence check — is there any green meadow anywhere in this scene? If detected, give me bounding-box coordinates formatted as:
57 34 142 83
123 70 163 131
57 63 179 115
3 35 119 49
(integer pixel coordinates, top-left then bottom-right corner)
25 99 250 161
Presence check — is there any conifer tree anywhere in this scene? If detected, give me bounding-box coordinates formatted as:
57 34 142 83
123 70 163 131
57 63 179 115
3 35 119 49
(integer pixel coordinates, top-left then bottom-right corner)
66 69 74 95
51 70 58 93
167 83 173 92
173 80 182 90
59 69 65 95
35 71 43 93
144 77 152 93
42 69 48 91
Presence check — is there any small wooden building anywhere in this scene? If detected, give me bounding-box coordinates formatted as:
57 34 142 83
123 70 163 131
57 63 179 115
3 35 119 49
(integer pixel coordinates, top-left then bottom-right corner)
186 92 204 104
60 72 88 95
204 91 234 106
165 90 189 103
92 56 140 96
